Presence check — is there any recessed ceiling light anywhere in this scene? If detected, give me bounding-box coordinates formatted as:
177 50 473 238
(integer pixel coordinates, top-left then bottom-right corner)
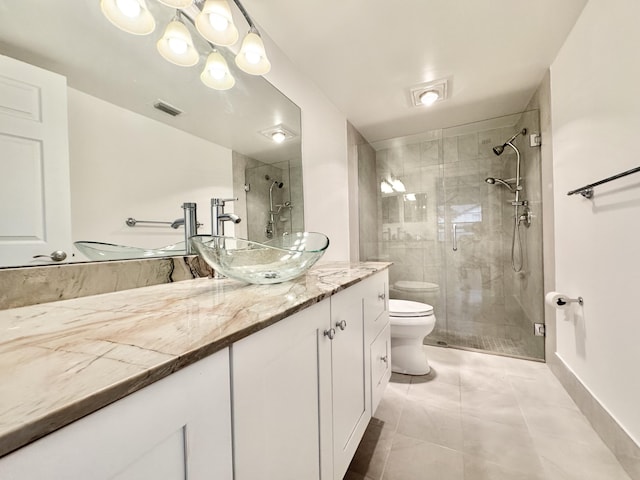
409 78 449 108
419 90 439 106
260 124 297 143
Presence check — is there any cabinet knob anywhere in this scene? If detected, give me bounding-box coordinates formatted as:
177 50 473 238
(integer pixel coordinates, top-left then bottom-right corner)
380 355 388 364
335 320 347 331
378 293 386 301
324 328 336 340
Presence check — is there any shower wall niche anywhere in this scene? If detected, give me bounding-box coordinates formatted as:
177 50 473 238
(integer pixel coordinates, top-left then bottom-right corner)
368 111 543 360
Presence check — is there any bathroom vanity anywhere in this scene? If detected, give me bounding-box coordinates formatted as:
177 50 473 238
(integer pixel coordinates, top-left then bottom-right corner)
0 262 390 480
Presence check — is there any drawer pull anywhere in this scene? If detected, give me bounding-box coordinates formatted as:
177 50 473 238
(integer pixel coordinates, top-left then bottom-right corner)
324 328 336 340
336 320 347 331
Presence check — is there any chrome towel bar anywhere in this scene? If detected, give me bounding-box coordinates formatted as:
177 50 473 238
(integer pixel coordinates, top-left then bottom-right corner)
567 166 640 198
126 217 173 227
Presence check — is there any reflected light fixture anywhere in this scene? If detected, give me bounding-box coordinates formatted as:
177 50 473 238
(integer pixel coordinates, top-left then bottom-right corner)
259 124 296 143
391 179 406 192
157 13 199 66
380 180 394 194
235 27 271 75
201 50 235 90
195 0 239 46
157 0 193 7
100 0 156 35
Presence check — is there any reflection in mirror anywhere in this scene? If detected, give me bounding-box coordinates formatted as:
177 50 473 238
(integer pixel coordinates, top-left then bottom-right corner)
0 0 302 268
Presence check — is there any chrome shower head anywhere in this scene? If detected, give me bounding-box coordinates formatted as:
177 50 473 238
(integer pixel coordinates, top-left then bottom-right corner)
485 177 516 192
492 128 527 156
492 145 505 156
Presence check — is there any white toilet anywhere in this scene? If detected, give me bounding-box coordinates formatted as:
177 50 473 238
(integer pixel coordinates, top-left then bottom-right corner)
389 299 436 375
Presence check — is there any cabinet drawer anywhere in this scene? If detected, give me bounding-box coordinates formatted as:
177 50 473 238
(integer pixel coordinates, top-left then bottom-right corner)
362 271 388 339
370 323 391 414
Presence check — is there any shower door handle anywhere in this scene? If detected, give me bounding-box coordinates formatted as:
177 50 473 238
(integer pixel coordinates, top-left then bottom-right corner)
452 224 458 251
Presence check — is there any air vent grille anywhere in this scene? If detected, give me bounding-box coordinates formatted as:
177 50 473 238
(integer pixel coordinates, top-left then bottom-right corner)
153 100 183 117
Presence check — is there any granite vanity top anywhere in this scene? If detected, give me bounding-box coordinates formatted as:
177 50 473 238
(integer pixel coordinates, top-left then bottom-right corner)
0 261 390 458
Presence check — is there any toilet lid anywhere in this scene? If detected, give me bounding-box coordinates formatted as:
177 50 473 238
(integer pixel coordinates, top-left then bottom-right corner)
389 299 434 317
394 281 439 292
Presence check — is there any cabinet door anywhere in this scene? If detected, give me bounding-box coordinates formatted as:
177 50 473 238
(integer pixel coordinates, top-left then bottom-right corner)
0 350 232 480
330 282 370 480
232 300 330 480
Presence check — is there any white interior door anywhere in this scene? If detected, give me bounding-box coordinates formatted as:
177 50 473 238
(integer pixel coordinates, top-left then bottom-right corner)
0 54 71 267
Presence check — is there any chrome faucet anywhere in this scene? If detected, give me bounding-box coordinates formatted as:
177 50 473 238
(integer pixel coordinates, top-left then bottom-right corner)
182 202 198 254
211 198 241 236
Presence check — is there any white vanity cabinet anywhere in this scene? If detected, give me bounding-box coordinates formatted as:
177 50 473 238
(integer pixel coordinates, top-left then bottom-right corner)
232 300 330 480
0 349 233 480
327 279 371 479
232 270 390 480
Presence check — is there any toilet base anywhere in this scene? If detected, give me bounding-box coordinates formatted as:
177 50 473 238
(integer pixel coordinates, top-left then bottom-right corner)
390 338 431 375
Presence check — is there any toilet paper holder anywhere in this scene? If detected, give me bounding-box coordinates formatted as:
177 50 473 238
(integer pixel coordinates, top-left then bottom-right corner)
556 296 584 306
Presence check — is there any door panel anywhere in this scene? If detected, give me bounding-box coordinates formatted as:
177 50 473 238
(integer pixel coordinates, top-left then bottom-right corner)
0 54 71 266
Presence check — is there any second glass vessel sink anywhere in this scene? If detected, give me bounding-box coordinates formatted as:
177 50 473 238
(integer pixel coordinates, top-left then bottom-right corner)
190 232 330 284
74 241 186 261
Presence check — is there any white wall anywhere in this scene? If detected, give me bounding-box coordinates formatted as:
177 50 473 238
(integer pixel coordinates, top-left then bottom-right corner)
551 0 640 444
68 88 234 256
261 34 351 262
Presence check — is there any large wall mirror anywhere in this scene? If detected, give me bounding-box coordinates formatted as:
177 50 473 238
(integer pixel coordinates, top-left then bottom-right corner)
0 0 302 268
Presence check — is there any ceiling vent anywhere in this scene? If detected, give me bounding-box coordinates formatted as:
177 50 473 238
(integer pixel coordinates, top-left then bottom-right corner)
153 100 183 117
409 78 449 108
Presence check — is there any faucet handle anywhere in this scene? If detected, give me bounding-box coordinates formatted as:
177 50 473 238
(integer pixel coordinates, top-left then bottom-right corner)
211 197 238 206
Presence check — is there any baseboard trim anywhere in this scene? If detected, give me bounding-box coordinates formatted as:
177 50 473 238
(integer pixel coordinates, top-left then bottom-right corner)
548 353 640 480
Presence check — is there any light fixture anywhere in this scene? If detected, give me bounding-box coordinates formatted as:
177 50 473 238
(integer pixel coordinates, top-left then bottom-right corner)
100 0 156 35
157 13 199 66
201 50 235 90
235 27 271 75
380 180 394 194
100 0 271 89
195 0 239 46
271 131 286 143
409 78 449 108
157 0 193 7
259 124 296 143
418 90 439 106
391 179 406 192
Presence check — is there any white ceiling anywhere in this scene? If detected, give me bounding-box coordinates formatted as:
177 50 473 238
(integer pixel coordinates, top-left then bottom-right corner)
242 0 588 143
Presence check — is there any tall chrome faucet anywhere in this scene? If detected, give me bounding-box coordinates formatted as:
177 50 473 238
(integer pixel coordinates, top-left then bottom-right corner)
211 198 241 236
182 202 198 254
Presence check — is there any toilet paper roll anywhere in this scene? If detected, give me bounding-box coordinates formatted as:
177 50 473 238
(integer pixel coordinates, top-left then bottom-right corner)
545 291 571 310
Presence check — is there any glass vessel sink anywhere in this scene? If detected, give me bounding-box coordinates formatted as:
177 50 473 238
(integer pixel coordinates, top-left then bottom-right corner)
74 241 186 261
190 232 330 284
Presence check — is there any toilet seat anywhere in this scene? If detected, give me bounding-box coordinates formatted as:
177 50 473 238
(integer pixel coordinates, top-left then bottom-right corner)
393 281 439 293
389 299 434 317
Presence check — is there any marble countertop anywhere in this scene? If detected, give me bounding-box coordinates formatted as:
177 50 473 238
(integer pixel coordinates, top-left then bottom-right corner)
0 261 390 458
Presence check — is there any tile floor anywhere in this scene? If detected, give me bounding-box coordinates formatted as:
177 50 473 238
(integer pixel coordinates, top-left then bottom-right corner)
344 345 632 480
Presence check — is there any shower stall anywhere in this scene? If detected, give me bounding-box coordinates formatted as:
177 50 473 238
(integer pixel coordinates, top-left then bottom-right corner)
369 110 544 360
